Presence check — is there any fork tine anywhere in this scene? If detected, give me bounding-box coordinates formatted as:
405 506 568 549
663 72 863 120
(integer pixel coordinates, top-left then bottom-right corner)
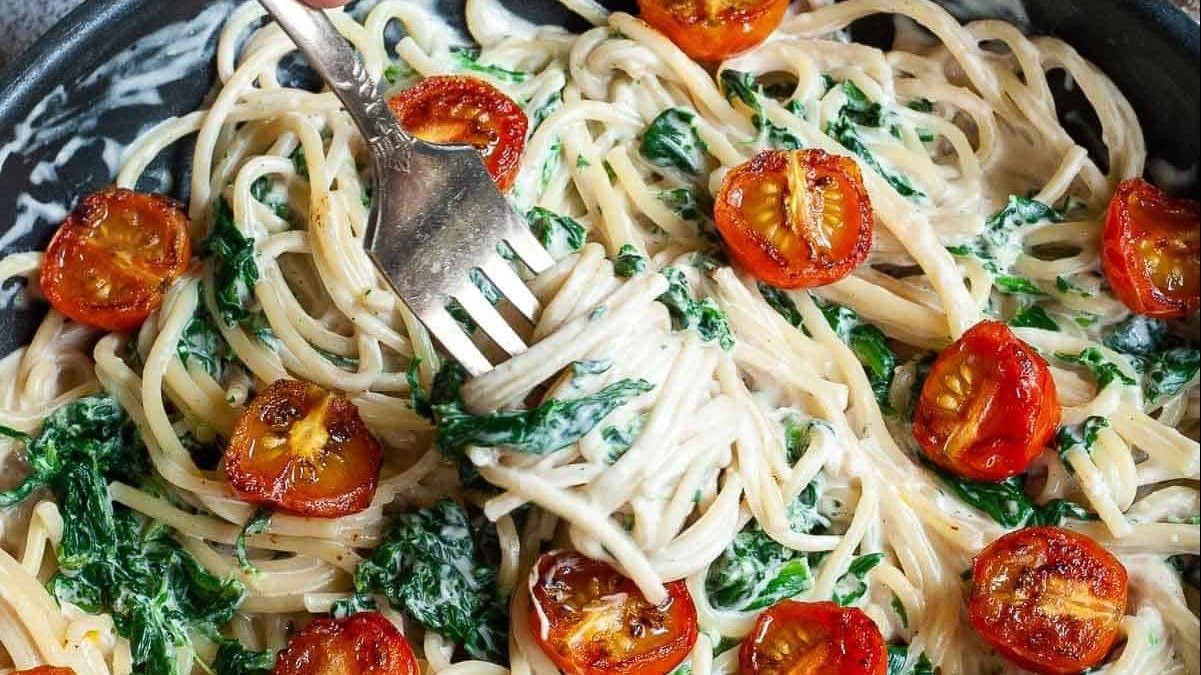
480 256 540 322
504 226 555 275
453 283 529 358
417 304 492 377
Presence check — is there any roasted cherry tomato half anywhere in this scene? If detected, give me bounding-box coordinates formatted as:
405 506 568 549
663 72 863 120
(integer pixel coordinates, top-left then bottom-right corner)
12 668 76 675
637 0 790 61
715 149 873 289
40 187 191 332
740 600 886 675
969 526 1128 675
528 550 698 675
912 320 1060 482
388 75 528 191
273 611 418 675
1101 177 1200 318
225 379 383 518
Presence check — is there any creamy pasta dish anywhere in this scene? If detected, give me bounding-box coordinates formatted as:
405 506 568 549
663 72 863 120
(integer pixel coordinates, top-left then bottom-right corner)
0 0 1198 674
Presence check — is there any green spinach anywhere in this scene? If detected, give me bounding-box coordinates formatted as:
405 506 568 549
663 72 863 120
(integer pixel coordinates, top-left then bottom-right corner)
527 206 586 259
832 552 884 606
938 467 1094 528
612 244 648 278
435 379 653 456
947 196 1063 296
1055 348 1136 390
202 198 260 328
887 644 935 675
705 483 826 611
234 508 272 575
178 298 236 380
1056 416 1110 463
641 108 707 175
1008 305 1059 331
825 82 923 198
1101 315 1200 403
658 267 735 350
601 414 645 464
718 69 804 149
0 396 246 675
352 500 507 662
1144 348 1200 403
214 640 274 675
450 48 529 83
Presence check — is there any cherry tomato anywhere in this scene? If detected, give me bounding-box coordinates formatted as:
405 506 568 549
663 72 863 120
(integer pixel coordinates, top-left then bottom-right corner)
714 149 873 289
528 550 698 675
388 75 528 191
12 667 76 675
739 600 886 675
273 611 418 675
637 0 790 61
969 526 1128 675
912 320 1060 481
40 187 191 332
1101 177 1200 318
225 379 382 517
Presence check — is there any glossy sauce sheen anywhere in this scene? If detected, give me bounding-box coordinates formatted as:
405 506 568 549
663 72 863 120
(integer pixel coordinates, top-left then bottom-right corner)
274 612 418 675
912 320 1060 481
40 187 190 332
528 550 698 675
969 527 1128 675
740 601 887 675
636 0 790 61
1101 177 1201 318
388 75 528 191
224 379 383 518
714 149 874 289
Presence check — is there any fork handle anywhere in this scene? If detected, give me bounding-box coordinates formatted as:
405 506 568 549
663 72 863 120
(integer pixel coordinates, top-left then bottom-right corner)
257 0 415 168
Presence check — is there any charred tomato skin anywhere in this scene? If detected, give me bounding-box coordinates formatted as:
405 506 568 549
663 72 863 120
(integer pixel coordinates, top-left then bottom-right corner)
387 75 528 191
912 320 1060 482
739 600 887 675
714 149 874 289
225 379 383 518
40 187 191 332
1101 177 1200 318
528 550 698 675
637 0 790 61
969 526 1128 675
273 611 418 675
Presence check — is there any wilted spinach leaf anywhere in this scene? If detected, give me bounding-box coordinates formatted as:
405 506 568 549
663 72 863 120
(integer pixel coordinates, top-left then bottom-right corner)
0 395 246 675
450 47 529 83
658 267 735 350
612 244 648 278
1055 348 1136 390
825 82 923 198
214 640 274 675
1008 305 1059 331
435 379 653 456
202 198 260 328
352 500 508 663
527 206 586 259
706 483 826 611
641 108 707 175
832 552 884 606
887 644 935 675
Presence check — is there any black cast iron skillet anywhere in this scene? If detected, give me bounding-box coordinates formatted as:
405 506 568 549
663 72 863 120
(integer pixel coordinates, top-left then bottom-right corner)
0 0 1197 355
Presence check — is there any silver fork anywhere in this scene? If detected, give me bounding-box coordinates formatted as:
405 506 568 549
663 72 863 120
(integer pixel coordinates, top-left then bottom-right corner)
258 0 554 376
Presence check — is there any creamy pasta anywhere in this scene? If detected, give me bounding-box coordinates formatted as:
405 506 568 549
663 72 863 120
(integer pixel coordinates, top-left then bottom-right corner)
0 0 1198 674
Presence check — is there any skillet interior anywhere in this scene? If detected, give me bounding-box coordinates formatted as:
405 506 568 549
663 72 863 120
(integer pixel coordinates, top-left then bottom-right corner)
0 0 1196 354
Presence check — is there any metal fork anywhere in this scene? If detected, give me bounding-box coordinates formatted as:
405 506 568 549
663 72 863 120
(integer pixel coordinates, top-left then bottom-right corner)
258 0 554 376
